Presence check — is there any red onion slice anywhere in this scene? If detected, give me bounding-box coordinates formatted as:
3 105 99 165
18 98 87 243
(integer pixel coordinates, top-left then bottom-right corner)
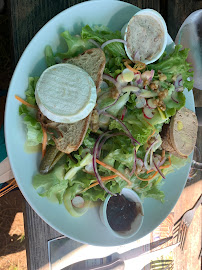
136 158 144 168
88 39 101 48
153 157 165 179
130 148 137 176
101 39 127 50
101 111 140 145
92 133 116 195
97 132 125 158
144 140 157 170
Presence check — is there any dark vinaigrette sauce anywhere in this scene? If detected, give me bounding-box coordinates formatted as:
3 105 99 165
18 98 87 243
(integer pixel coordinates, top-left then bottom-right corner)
107 194 139 232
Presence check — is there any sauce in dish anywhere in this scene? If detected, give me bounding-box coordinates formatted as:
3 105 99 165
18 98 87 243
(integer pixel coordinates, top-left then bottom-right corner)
106 194 142 232
126 14 164 62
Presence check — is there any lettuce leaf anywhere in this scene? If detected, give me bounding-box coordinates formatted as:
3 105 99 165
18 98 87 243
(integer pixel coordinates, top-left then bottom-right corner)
109 108 154 145
164 92 186 118
18 77 53 146
81 25 126 58
45 45 56 67
148 44 194 91
137 185 165 203
57 30 94 59
83 129 96 149
24 77 38 105
33 163 67 204
56 25 126 77
19 77 43 146
83 179 127 202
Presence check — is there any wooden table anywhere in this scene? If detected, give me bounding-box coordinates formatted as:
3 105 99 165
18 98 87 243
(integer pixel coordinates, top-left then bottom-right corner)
8 1 202 269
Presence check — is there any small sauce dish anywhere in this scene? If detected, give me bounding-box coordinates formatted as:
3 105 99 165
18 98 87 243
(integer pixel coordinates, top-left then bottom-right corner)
100 188 144 239
123 9 168 64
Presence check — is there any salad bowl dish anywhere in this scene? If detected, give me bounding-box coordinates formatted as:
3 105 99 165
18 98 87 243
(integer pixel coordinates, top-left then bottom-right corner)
5 0 196 246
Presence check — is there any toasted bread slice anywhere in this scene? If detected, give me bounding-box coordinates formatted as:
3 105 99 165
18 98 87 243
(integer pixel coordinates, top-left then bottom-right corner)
161 107 198 158
38 48 106 154
170 107 198 156
64 48 106 91
38 110 91 154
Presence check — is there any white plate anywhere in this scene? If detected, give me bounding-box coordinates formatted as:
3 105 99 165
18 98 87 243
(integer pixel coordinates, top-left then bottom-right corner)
5 0 195 246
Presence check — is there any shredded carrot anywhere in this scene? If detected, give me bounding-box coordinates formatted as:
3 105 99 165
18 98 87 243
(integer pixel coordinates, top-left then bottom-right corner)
123 59 146 71
160 164 171 169
41 126 48 158
146 130 156 144
81 175 118 193
135 171 158 181
133 61 146 70
15 95 37 109
124 61 140 74
144 118 154 128
168 156 171 165
101 175 118 181
96 159 132 185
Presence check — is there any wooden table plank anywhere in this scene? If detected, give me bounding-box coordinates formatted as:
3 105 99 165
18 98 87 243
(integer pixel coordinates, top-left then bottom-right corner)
9 1 160 269
23 203 62 270
9 0 86 65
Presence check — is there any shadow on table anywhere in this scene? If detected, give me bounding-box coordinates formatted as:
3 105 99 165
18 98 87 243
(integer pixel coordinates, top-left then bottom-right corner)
0 190 26 257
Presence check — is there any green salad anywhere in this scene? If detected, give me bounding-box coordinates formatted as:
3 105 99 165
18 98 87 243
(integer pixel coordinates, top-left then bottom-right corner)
18 25 193 217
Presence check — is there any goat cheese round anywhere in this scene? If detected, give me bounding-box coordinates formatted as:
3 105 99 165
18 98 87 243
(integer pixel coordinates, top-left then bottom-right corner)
35 64 97 123
124 9 167 64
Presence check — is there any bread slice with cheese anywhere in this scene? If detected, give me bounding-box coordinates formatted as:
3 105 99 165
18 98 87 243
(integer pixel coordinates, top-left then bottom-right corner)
38 48 106 154
38 110 91 154
161 107 198 158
